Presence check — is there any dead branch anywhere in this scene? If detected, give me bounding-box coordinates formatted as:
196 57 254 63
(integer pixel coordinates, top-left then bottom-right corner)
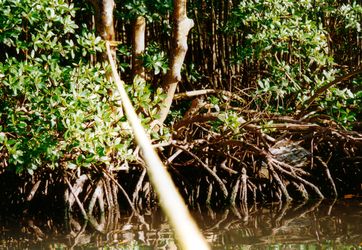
174 89 246 104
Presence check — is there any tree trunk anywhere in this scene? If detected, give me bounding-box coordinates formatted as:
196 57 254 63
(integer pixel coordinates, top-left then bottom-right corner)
89 0 116 61
132 16 146 80
158 0 194 124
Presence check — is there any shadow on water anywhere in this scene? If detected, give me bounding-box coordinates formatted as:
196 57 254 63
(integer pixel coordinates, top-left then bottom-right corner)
0 199 361 249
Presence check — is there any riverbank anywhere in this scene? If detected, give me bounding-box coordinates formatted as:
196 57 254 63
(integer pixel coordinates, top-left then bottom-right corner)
1 114 361 216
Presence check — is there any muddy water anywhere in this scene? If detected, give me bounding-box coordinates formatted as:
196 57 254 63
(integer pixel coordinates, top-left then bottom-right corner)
0 199 361 249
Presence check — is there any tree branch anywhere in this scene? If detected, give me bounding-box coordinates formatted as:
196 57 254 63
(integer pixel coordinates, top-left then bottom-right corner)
299 66 362 117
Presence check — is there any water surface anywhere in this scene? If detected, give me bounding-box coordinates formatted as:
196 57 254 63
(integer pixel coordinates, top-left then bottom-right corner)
0 199 361 249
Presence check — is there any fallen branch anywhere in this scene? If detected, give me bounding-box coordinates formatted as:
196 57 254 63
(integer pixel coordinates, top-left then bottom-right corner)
264 123 320 131
174 89 245 104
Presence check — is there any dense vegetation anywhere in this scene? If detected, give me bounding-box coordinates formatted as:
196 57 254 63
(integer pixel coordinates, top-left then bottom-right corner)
0 0 361 218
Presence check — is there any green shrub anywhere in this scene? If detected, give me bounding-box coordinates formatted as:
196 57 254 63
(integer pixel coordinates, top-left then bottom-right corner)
0 0 132 174
228 0 361 126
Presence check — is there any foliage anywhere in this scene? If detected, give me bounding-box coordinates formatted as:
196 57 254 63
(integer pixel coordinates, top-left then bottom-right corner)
227 0 361 126
0 0 361 177
229 0 332 101
121 0 173 21
127 76 170 141
183 63 202 84
116 44 132 73
0 0 133 174
141 42 169 76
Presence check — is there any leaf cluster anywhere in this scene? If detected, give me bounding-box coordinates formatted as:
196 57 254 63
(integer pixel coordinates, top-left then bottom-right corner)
227 0 361 126
0 0 134 174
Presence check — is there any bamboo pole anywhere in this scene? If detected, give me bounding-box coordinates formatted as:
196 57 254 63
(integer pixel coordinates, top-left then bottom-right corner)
106 41 209 250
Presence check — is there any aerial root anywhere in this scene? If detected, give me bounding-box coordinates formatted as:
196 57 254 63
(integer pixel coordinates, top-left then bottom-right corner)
316 156 338 198
157 107 362 205
17 110 360 216
63 170 125 224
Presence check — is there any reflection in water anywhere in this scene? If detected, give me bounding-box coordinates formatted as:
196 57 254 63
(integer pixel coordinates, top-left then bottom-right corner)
0 199 361 249
199 199 361 249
